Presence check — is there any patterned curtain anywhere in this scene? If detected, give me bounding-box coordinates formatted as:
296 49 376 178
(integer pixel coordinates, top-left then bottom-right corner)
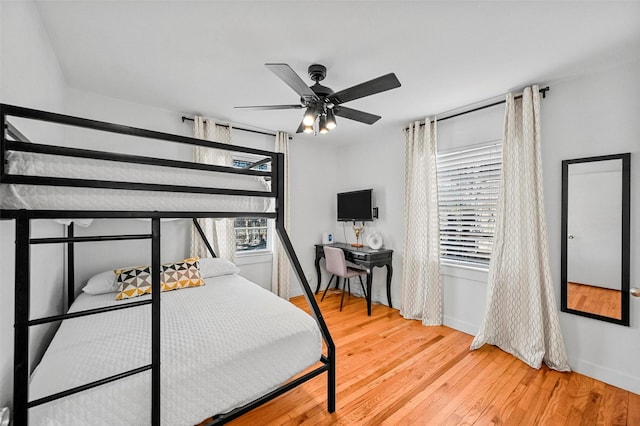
190 116 236 262
470 86 570 371
400 119 442 325
271 131 290 299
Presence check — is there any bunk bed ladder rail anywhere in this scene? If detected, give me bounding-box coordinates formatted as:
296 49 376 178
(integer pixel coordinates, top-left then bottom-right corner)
12 212 162 425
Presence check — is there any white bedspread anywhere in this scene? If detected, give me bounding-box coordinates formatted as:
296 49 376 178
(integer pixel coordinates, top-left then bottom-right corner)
1 151 273 214
28 275 321 425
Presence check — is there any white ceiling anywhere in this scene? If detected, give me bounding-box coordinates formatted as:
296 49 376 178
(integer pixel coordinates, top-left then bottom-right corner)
34 0 640 144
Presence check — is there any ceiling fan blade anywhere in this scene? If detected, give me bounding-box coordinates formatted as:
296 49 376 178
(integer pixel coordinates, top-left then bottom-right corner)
333 106 381 125
328 73 401 105
265 63 319 101
296 120 305 134
234 104 304 110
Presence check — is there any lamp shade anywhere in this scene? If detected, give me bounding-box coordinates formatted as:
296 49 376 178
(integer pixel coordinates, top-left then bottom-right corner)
325 108 337 129
318 115 329 134
303 106 317 126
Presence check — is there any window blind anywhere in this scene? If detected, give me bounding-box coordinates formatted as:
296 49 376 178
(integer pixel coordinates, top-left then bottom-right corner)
437 142 502 267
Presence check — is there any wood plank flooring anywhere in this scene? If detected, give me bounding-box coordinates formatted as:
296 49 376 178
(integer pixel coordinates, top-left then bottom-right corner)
229 291 638 425
567 282 622 319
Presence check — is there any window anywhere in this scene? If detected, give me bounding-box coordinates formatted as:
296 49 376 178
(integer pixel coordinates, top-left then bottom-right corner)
234 217 269 252
232 156 272 254
437 142 502 267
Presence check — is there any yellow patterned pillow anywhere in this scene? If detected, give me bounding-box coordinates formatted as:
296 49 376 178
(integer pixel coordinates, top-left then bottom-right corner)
115 265 152 300
160 257 205 292
115 257 205 300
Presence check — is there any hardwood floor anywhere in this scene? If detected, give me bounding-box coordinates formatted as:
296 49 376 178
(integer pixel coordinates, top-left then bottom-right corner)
229 292 639 425
567 282 622 319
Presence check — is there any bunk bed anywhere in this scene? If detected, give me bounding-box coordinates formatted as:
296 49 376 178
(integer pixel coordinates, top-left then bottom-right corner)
0 103 336 425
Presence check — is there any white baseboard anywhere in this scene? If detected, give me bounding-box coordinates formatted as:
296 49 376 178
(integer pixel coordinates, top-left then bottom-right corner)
443 315 478 337
572 358 640 394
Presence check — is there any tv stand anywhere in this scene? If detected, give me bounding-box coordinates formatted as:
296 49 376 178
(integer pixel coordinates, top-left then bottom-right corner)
314 243 393 316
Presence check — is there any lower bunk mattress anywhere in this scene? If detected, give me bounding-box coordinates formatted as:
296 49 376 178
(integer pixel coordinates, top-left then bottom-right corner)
28 274 322 425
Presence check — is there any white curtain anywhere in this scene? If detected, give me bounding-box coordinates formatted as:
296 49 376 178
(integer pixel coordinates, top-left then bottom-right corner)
400 119 442 325
271 131 290 299
470 86 570 371
190 116 236 262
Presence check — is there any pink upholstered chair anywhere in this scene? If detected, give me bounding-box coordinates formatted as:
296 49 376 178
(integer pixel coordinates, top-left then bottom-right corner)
321 246 368 311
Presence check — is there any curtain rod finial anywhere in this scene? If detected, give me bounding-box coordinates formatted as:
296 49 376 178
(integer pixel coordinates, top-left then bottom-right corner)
540 87 550 99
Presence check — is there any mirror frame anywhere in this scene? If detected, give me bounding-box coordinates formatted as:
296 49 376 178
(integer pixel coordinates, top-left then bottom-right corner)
561 153 630 326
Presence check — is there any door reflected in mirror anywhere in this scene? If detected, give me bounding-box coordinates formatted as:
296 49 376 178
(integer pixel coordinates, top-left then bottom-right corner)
561 153 630 326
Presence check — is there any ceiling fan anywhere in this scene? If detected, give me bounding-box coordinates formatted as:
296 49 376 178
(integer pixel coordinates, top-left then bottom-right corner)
235 63 401 134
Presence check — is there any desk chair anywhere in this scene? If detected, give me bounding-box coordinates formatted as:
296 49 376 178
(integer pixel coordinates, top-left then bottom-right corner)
321 246 368 311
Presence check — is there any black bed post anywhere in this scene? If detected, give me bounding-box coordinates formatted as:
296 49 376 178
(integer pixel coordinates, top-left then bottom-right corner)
192 218 217 258
151 217 161 425
273 153 336 413
14 210 30 425
67 223 75 309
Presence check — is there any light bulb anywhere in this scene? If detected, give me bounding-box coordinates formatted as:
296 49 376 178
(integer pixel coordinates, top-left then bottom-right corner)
303 124 314 133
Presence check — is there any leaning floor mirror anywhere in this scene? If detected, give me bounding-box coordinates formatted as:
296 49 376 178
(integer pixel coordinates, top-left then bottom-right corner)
561 153 631 325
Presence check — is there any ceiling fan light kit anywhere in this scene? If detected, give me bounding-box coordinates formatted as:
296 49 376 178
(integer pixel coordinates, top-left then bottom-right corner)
236 63 401 136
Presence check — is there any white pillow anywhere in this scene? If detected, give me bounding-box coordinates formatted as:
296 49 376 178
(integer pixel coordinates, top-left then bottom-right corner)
199 257 239 278
82 270 118 295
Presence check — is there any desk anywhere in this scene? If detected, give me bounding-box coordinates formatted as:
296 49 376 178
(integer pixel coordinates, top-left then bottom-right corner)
314 243 393 316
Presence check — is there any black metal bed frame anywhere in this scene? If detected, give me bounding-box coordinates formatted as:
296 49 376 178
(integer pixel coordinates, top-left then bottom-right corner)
0 103 336 425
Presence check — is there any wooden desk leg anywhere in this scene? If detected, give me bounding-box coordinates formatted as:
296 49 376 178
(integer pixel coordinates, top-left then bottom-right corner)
366 272 373 316
314 255 322 294
386 263 393 309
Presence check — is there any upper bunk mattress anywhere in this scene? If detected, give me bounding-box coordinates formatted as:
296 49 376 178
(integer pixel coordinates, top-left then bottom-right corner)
1 151 273 213
28 274 321 425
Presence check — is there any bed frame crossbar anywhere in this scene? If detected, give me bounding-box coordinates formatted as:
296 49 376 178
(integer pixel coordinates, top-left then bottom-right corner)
5 140 271 177
28 365 153 409
210 358 331 424
27 299 152 326
2 103 336 425
30 233 152 244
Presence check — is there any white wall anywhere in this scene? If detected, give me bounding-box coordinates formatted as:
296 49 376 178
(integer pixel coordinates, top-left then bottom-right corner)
0 0 68 410
542 60 640 393
333 126 404 306
287 139 340 297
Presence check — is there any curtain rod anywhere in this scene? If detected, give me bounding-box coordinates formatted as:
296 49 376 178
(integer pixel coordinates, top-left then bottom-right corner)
181 116 292 140
404 86 549 131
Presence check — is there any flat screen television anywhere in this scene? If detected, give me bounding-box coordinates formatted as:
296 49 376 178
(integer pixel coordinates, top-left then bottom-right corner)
337 189 373 222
